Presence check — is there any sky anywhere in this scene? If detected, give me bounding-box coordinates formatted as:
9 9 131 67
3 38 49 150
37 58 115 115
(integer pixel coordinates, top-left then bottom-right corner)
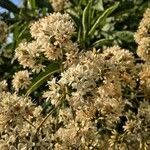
0 0 22 13
12 0 21 5
0 0 22 45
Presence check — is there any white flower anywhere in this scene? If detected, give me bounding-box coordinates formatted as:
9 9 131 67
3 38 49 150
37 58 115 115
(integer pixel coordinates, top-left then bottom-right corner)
30 12 75 41
50 0 69 12
137 37 150 62
0 80 7 92
15 41 45 73
43 78 62 105
12 70 31 91
134 8 150 44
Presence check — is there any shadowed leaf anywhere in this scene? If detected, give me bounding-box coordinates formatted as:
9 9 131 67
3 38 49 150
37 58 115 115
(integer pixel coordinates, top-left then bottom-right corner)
26 62 60 96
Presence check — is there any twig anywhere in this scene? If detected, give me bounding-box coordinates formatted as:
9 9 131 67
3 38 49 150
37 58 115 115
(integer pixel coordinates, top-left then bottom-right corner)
35 94 65 133
22 116 36 128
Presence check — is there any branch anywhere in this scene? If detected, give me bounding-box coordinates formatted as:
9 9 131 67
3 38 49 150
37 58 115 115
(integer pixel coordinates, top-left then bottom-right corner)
0 0 19 14
36 94 65 133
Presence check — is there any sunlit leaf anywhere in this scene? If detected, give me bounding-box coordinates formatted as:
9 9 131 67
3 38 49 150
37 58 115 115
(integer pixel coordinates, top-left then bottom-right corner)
82 0 93 41
88 2 119 36
29 0 37 10
92 0 104 11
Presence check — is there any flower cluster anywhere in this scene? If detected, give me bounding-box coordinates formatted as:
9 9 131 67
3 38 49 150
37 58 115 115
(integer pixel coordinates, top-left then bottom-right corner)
135 8 150 99
15 12 76 73
42 46 139 149
134 8 150 44
50 0 69 12
15 41 45 73
0 91 44 149
135 8 150 61
12 70 31 91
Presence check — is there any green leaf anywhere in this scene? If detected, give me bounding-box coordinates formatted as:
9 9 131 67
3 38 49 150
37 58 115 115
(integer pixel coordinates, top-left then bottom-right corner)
88 2 119 36
13 22 24 40
18 24 29 39
81 0 89 5
26 62 60 96
29 0 36 10
77 26 82 43
42 7 47 16
82 0 93 41
92 0 104 11
114 31 134 43
66 8 80 24
92 39 113 47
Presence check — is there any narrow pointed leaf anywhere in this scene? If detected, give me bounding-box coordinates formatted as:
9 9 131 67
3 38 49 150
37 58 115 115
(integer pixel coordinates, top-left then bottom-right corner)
88 2 119 36
82 0 92 41
26 62 60 96
92 39 113 48
29 0 36 10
